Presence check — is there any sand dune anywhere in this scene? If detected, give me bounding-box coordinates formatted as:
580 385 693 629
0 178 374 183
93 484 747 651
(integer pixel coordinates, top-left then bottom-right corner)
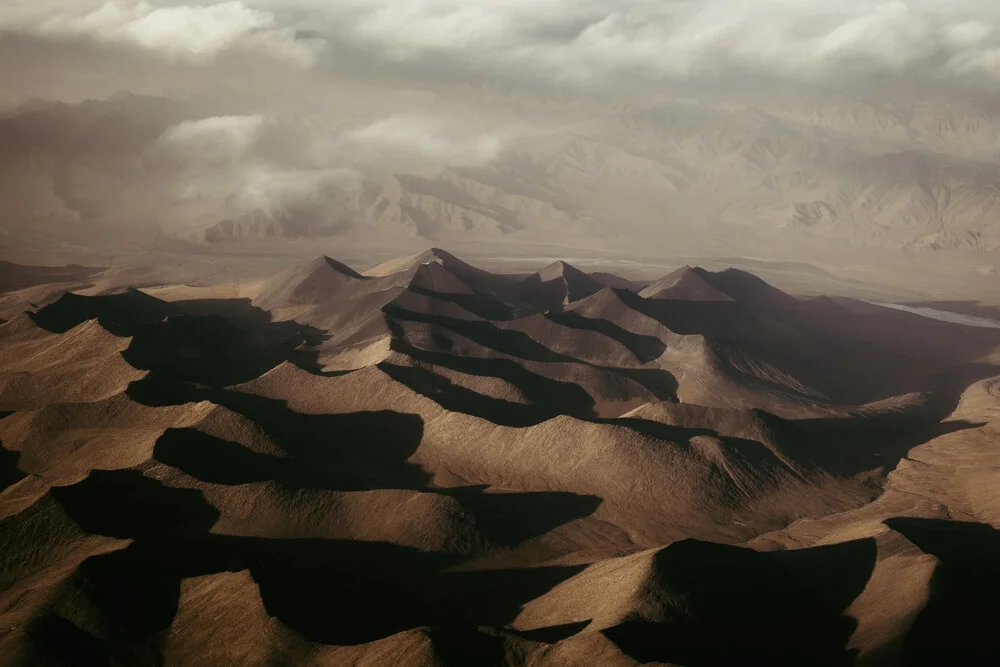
2 250 1000 665
639 266 735 302
0 315 146 410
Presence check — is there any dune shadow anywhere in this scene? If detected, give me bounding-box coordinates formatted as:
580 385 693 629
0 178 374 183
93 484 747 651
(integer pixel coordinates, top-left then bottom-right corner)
207 389 430 491
153 428 293 486
29 289 178 335
420 627 511 665
284 349 353 378
604 415 794 472
381 345 678 426
544 310 667 363
386 302 679 412
379 361 574 427
438 486 604 547
127 375 430 491
616 288 754 338
51 469 221 539
178 385 429 492
153 425 602 547
48 468 585 661
384 304 575 364
407 284 515 320
617 289 1000 406
178 297 336 377
0 261 102 294
121 314 315 386
30 291 331 384
0 441 26 493
383 338 597 423
885 517 1000 666
777 409 987 480
601 366 679 402
125 374 204 406
250 541 584 646
595 406 972 493
71 534 583 649
513 619 592 643
612 401 985 486
171 297 291 328
24 613 113 667
602 537 878 667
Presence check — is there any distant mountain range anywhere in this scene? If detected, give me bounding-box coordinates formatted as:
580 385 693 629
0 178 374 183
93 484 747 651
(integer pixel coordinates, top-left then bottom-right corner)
2 91 1000 251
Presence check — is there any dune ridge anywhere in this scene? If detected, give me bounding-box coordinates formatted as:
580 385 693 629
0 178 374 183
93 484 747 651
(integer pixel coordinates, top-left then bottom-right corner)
1 250 999 665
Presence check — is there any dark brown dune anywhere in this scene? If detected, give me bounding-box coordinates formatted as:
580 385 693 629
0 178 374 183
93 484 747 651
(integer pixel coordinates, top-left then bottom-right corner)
518 261 605 311
253 255 366 310
0 261 102 294
2 250 1000 666
639 265 735 302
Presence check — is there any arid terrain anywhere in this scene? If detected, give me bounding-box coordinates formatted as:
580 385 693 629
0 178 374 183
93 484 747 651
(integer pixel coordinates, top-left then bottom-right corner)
2 248 999 666
6 1 1000 664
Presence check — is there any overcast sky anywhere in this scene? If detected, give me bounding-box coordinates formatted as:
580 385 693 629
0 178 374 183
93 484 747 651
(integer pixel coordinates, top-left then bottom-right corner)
5 2 999 133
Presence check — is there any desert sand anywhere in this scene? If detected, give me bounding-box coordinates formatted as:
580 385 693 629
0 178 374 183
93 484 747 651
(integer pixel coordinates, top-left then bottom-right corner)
1 248 999 666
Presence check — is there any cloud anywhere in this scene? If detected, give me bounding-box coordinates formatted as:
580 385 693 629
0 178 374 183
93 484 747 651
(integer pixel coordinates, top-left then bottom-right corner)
155 114 358 217
273 0 1000 84
158 114 265 162
5 1 323 67
341 114 508 166
231 163 359 214
350 4 514 60
10 1 1000 84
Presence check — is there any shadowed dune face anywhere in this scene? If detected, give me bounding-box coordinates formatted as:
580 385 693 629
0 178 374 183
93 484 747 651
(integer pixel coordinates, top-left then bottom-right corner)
22 614 112 667
0 441 25 492
885 518 1000 666
63 536 584 650
2 252 1000 665
29 466 588 659
0 262 102 294
51 470 221 539
29 289 178 335
143 386 432 492
603 538 878 667
29 293 328 384
544 310 668 364
153 428 290 486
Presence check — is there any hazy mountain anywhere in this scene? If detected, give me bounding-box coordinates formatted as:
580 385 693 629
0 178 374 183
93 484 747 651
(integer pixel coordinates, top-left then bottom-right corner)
3 91 1000 253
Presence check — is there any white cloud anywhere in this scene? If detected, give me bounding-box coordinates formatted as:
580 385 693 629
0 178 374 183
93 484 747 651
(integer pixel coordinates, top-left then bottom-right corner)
158 114 265 162
506 1 1000 81
7 1 1000 101
6 1 323 66
155 113 358 216
111 3 269 56
342 114 507 166
352 4 512 60
232 164 359 213
11 1 1000 82
266 0 1000 83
